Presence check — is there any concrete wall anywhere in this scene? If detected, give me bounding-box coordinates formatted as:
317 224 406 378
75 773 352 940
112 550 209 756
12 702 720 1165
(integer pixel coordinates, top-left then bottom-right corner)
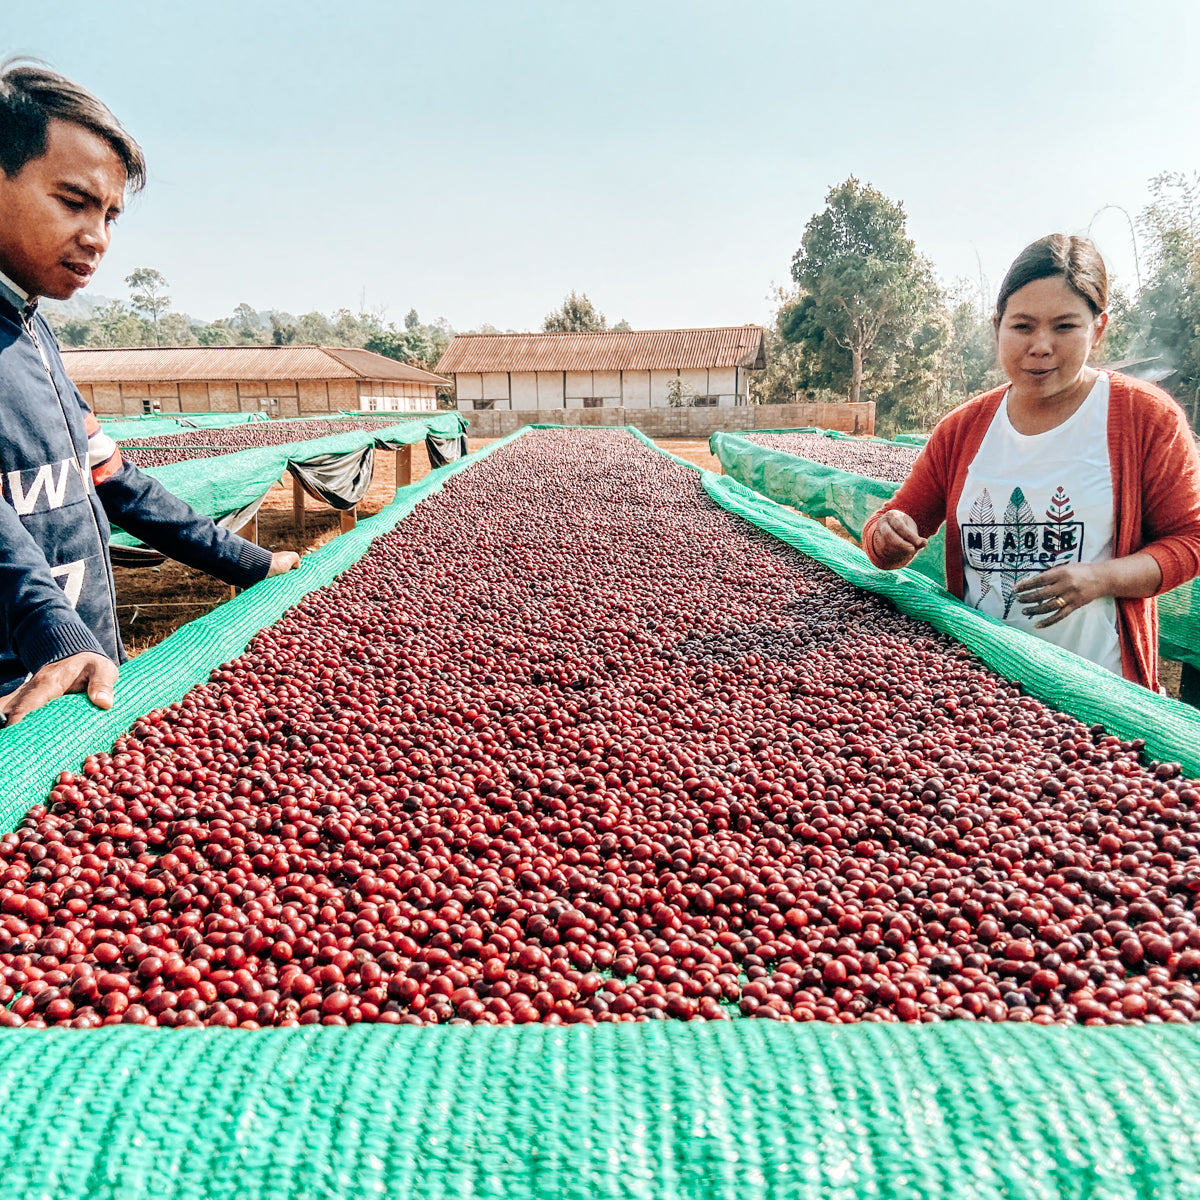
461 401 876 439
789 401 876 435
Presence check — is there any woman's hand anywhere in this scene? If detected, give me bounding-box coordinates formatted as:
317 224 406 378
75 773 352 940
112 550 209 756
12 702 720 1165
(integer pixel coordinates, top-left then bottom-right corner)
1015 552 1165 627
1015 563 1107 627
871 510 928 569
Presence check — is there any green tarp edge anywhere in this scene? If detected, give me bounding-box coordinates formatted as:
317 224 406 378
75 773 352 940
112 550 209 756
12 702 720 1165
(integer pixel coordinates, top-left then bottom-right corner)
0 1022 1199 1200
711 429 1200 672
0 424 1198 1200
0 421 513 828
108 412 467 547
100 412 269 439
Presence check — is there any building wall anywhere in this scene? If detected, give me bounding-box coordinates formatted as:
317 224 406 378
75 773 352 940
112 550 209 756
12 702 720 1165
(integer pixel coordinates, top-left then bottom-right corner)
461 401 876 438
450 367 757 412
510 372 539 410
71 376 437 418
536 372 564 408
356 381 438 413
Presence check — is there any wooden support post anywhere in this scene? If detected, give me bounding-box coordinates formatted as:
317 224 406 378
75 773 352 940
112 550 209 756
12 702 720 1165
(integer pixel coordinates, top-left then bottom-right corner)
235 511 258 544
395 443 413 488
340 507 357 534
292 474 305 535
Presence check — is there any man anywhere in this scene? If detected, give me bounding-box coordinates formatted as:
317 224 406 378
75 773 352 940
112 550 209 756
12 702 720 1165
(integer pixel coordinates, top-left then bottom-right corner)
0 62 298 727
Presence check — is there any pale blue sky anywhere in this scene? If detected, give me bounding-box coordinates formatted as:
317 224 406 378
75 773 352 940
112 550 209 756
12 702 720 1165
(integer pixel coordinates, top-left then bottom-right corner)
6 1 1197 331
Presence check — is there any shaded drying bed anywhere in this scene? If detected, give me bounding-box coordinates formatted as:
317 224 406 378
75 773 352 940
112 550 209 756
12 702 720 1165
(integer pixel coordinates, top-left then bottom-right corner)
2 429 1198 1033
120 416 418 468
745 431 920 482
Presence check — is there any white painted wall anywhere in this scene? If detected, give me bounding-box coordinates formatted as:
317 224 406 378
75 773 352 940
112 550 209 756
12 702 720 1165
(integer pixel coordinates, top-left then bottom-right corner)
679 368 709 396
593 370 620 399
455 373 483 401
510 372 539 409
482 373 509 403
621 370 650 407
536 372 564 407
565 371 593 398
650 370 676 407
709 367 736 395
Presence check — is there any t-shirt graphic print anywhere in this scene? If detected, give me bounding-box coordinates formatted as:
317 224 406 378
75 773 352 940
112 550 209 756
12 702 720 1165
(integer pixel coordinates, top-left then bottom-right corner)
954 373 1122 674
962 484 1084 619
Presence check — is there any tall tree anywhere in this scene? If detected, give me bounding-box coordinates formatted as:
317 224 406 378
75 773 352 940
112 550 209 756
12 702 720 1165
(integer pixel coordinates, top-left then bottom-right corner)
789 177 932 405
543 291 607 332
87 300 146 348
125 268 171 346
1135 171 1200 421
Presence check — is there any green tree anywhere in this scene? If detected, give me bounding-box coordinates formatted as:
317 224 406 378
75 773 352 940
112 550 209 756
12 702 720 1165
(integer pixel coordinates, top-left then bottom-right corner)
543 291 607 332
611 318 632 332
665 377 697 408
789 177 934 406
125 268 171 345
1134 171 1200 422
156 311 199 347
296 311 335 344
231 302 265 343
197 320 237 346
58 318 92 347
87 300 146 347
270 312 299 345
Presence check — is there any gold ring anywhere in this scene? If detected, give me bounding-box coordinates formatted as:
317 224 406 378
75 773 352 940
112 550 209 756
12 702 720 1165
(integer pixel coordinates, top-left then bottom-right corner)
1055 596 1067 610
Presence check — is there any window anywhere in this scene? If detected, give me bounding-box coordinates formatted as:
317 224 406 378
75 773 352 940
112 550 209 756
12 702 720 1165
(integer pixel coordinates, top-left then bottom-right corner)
583 397 603 409
694 396 719 407
473 399 496 411
141 397 162 415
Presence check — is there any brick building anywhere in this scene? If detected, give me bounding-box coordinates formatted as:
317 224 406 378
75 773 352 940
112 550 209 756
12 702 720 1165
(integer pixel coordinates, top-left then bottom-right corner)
61 345 449 417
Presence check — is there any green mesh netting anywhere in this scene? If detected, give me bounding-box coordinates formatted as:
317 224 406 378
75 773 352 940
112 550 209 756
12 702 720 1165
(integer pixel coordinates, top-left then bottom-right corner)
2 425 1199 1200
100 412 269 438
1 1022 1198 1200
712 429 1200 673
108 412 467 548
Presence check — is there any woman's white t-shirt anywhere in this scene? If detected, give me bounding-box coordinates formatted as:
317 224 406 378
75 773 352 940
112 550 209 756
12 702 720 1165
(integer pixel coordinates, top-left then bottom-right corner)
954 373 1122 674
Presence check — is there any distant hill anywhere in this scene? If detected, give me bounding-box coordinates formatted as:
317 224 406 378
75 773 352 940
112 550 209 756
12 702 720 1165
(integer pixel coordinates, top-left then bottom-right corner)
39 293 116 320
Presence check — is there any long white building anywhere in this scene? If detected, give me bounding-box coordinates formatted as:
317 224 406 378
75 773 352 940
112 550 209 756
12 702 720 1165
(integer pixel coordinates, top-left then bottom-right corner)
435 326 766 411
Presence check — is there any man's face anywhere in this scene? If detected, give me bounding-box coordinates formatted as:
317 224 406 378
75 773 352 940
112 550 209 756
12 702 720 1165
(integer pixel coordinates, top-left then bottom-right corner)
0 119 127 301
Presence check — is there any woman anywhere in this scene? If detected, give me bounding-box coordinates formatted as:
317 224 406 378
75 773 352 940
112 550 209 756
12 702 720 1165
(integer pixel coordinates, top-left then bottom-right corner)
863 234 1200 691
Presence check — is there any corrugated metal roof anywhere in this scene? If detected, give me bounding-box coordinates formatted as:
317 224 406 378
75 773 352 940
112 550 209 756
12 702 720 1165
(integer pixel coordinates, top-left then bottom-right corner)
60 345 450 386
435 327 767 374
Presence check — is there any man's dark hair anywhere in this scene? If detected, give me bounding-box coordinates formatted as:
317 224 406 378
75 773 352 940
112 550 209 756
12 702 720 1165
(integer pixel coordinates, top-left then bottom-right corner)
996 234 1108 320
0 60 145 191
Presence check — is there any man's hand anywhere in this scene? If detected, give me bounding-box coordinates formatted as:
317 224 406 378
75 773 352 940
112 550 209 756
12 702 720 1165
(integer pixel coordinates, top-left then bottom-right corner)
0 652 118 729
266 551 301 578
871 510 928 569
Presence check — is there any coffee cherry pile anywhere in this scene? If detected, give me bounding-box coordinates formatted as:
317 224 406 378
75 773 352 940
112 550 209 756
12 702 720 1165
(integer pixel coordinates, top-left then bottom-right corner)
120 417 416 468
1 429 1197 1030
745 433 920 482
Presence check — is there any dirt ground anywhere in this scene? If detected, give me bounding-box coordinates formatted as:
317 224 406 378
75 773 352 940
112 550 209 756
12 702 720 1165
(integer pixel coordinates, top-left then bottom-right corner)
113 434 1186 703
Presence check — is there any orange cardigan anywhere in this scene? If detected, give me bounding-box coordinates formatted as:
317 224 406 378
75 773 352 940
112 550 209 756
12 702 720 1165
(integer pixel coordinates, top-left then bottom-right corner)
862 373 1200 691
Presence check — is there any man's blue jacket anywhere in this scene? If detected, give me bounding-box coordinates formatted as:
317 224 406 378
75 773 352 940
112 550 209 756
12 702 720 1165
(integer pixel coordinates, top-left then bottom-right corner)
0 289 274 696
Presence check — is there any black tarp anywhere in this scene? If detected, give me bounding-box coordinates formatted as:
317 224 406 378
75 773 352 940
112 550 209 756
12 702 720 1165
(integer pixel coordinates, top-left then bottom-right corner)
425 432 469 468
286 445 375 511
